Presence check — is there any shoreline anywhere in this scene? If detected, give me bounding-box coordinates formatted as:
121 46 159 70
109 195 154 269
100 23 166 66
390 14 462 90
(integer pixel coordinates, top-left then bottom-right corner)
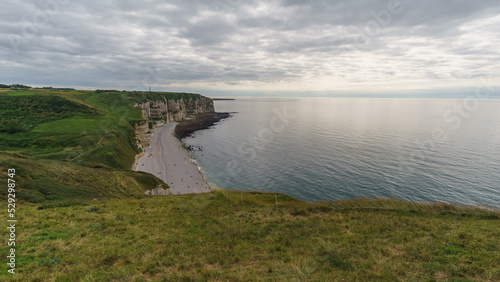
135 122 212 195
132 112 230 195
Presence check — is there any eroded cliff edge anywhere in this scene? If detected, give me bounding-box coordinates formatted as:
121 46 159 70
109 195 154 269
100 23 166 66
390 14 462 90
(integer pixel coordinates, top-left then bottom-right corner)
137 96 215 123
132 95 215 170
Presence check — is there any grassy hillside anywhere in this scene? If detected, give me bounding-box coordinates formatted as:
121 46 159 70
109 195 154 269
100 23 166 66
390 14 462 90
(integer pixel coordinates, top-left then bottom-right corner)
0 191 498 281
0 88 207 203
0 94 101 133
0 152 166 203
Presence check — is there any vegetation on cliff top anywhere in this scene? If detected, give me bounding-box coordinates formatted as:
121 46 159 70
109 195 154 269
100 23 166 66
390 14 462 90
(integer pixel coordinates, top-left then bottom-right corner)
133 91 205 103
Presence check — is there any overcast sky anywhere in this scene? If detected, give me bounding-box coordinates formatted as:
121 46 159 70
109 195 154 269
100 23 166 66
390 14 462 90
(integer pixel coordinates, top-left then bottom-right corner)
1 0 499 96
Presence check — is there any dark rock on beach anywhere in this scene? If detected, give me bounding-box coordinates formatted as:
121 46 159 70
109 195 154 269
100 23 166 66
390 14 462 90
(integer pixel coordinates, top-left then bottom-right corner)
175 112 231 139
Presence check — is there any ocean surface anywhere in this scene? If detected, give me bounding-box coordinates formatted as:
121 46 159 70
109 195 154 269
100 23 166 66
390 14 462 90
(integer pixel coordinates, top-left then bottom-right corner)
183 98 500 207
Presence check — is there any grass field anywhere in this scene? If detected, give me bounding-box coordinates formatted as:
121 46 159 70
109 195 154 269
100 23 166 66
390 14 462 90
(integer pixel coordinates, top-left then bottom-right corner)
0 191 498 281
0 152 167 203
4 91 38 96
32 117 103 134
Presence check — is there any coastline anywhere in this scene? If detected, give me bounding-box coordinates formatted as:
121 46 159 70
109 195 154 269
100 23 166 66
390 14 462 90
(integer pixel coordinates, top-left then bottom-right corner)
135 122 212 195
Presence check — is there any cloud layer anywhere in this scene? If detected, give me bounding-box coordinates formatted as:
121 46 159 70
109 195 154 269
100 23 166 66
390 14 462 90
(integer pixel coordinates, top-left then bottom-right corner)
1 0 499 95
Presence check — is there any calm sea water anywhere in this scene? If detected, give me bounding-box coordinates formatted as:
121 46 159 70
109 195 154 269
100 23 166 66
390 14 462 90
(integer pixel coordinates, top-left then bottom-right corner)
183 98 500 207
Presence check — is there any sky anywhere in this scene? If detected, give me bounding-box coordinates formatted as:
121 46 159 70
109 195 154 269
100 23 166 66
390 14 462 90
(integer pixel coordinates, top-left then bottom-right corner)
1 0 500 97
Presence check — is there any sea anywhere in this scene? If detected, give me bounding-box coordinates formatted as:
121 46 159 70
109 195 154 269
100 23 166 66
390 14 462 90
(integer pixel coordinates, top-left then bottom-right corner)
183 98 500 207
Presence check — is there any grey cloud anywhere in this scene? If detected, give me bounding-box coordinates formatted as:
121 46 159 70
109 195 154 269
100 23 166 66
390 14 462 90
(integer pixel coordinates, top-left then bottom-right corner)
181 17 238 46
0 0 499 92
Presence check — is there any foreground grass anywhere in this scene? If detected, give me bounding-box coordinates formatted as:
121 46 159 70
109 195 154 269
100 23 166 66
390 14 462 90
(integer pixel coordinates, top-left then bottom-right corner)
1 191 498 281
0 152 167 203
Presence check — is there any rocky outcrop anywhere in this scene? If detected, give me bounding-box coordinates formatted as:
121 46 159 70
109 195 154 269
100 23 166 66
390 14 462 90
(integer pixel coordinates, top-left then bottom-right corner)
145 185 172 196
136 97 214 123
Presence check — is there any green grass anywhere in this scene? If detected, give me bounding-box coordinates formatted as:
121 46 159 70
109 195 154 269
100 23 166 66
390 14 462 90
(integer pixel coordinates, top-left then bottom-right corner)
0 152 167 203
4 91 37 96
0 192 498 281
0 94 101 133
32 116 103 134
130 91 204 103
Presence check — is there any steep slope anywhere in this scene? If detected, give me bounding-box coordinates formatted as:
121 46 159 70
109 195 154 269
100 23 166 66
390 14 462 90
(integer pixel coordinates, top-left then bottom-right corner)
0 89 217 203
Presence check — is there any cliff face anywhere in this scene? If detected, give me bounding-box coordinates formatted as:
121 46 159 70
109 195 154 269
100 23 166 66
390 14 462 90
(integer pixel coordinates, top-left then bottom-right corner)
132 96 215 169
136 97 215 122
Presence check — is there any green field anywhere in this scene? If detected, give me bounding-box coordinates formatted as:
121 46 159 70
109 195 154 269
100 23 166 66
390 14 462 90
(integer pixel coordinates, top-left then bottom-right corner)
0 192 498 281
0 152 166 203
32 117 103 134
4 91 38 96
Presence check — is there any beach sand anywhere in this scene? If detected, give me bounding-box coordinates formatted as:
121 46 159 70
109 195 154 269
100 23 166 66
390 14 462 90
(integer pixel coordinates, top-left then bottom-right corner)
135 122 211 195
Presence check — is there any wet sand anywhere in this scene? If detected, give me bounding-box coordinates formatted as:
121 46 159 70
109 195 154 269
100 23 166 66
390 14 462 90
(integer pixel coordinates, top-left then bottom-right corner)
135 122 211 195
